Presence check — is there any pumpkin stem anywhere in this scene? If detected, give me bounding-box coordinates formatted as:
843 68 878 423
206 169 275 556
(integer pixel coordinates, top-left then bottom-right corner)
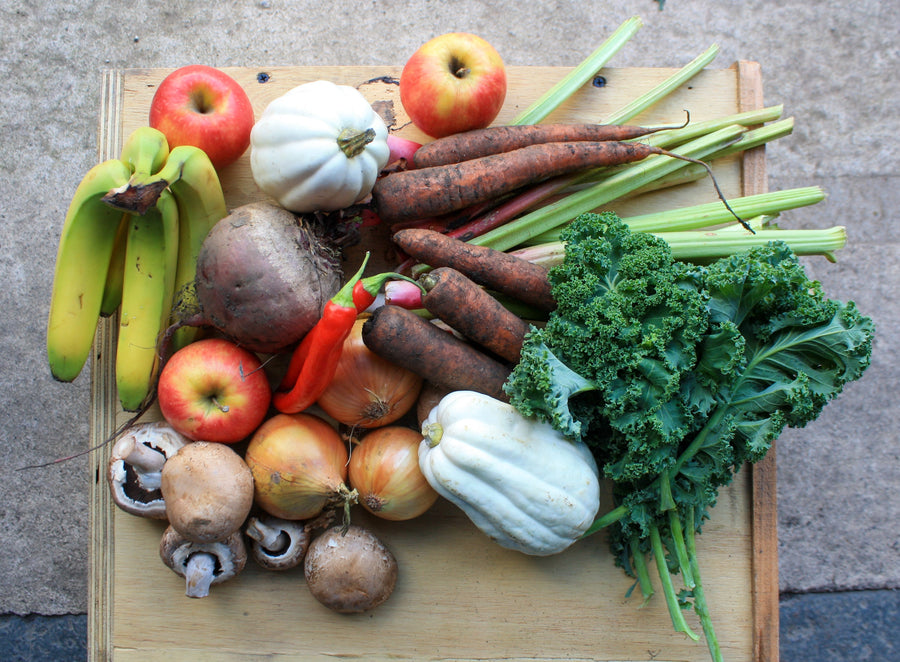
337 127 376 159
422 422 443 447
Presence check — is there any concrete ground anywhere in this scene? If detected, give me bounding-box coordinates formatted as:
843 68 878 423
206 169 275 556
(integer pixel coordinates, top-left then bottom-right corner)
1 0 897 659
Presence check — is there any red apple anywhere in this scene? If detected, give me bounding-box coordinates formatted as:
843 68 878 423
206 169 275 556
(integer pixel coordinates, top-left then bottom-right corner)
149 64 255 170
157 338 272 444
399 33 507 139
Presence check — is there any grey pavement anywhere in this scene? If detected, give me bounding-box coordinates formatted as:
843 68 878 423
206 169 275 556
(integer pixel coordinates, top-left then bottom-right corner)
1 1 897 659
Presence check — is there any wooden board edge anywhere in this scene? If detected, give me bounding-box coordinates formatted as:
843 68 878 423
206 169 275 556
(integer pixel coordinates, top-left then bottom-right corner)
734 59 780 662
88 68 123 662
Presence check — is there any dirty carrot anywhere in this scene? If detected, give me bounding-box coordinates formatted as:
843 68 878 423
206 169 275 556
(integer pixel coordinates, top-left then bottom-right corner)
392 229 555 312
361 305 512 402
420 267 532 363
412 121 682 168
372 140 736 227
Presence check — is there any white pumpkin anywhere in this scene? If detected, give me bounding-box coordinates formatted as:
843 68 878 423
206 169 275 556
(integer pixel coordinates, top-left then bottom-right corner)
249 80 390 213
419 390 601 556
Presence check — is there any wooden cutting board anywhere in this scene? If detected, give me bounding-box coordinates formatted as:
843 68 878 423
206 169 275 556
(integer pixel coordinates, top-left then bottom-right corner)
88 63 777 661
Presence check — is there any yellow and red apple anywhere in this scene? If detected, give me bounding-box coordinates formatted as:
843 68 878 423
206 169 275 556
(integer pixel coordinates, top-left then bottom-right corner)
399 33 507 139
149 64 255 170
157 338 272 444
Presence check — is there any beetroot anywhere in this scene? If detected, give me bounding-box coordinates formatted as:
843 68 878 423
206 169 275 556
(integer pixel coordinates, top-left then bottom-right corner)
192 201 342 353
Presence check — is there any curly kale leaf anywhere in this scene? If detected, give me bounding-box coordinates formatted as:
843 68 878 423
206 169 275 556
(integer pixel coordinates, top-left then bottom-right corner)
505 212 710 480
688 241 875 475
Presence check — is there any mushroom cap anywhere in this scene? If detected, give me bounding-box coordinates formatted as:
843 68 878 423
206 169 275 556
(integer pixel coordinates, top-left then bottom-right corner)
107 421 191 519
160 441 254 542
303 525 398 613
159 525 247 597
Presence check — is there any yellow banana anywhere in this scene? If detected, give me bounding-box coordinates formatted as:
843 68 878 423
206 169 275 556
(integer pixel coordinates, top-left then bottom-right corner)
47 158 132 382
115 188 180 411
152 145 229 349
99 213 130 317
99 127 171 318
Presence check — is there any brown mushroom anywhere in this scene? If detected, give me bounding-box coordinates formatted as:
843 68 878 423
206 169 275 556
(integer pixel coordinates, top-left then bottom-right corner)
245 514 310 571
159 525 247 598
160 441 254 542
107 421 190 518
303 525 398 613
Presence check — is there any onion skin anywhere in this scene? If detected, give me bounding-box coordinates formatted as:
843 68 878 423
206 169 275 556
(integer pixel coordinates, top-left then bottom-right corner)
348 426 438 521
244 413 353 520
316 317 423 428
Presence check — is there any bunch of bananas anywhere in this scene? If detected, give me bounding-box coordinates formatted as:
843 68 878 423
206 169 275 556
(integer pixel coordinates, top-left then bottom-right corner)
47 126 228 411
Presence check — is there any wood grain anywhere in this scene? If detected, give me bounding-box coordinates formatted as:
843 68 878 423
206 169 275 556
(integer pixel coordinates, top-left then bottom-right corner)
88 65 775 661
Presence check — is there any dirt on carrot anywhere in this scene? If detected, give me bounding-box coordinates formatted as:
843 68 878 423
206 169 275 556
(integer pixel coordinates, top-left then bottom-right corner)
412 122 677 168
420 267 531 363
361 304 512 402
393 229 555 313
374 141 680 224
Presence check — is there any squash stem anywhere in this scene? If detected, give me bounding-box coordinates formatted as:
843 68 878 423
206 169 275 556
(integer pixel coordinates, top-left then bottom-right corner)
338 127 376 158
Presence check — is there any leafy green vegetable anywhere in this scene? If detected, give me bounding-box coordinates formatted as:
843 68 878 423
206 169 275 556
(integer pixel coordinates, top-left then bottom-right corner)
504 211 875 661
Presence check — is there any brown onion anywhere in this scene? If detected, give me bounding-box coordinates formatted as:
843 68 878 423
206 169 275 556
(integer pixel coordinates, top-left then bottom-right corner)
317 317 423 428
244 413 356 520
348 426 438 521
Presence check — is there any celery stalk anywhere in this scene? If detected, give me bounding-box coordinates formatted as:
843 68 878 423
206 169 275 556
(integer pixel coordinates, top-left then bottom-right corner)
512 225 847 268
602 43 721 125
640 105 785 150
624 187 824 233
557 106 786 190
512 16 643 126
471 124 747 252
658 226 847 261
526 186 820 244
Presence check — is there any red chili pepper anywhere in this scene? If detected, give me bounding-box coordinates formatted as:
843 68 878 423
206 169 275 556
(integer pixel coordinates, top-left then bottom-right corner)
273 255 371 414
352 271 424 312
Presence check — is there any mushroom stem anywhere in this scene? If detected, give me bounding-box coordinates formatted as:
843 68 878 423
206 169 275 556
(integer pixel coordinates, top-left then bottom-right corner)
245 516 289 551
245 515 310 571
184 552 217 599
121 438 167 491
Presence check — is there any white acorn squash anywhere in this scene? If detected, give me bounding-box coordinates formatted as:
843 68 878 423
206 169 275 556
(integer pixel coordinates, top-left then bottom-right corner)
418 390 601 556
249 80 389 213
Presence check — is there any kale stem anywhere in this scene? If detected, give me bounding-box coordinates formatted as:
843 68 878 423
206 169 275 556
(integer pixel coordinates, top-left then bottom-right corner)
649 524 700 641
585 410 730 538
582 504 629 536
687 508 724 662
668 509 696 589
659 475 695 589
630 537 655 606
